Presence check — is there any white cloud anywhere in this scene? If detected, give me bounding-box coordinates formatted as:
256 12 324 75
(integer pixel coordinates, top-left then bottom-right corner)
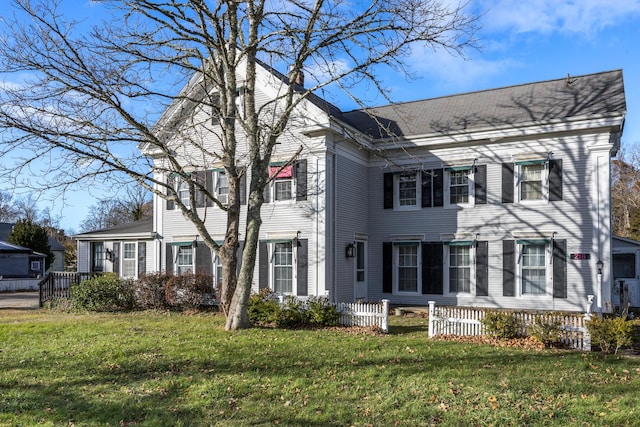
477 0 640 35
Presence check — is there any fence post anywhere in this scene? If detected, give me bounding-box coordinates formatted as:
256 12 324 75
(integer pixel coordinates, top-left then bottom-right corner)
583 313 592 351
381 299 389 333
428 301 436 338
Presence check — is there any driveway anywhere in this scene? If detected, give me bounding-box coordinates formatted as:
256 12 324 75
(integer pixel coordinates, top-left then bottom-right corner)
0 292 39 309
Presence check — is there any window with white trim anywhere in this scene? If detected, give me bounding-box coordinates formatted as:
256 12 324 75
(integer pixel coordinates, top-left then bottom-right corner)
176 245 194 275
448 245 471 293
444 166 474 206
394 172 420 209
91 242 104 272
216 171 229 205
177 179 190 207
396 243 419 292
521 243 547 294
516 161 548 202
273 242 293 293
270 164 294 201
123 242 136 278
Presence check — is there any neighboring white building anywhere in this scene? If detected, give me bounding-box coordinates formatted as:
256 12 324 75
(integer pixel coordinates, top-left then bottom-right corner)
77 67 627 313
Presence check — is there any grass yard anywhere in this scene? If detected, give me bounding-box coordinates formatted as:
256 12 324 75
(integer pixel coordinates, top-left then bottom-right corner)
1 310 639 426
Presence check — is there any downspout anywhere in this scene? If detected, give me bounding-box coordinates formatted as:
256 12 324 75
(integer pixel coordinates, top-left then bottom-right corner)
316 156 320 297
333 151 338 303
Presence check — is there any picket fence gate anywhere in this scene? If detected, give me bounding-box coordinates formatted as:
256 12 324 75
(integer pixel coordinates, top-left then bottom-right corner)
427 301 591 351
337 300 390 333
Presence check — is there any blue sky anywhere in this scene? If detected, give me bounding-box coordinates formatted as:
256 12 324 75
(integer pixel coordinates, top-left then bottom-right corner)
2 0 640 233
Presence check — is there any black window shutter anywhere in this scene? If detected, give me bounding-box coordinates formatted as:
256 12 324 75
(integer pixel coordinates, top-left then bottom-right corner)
239 170 247 205
193 171 205 208
165 243 174 274
502 163 514 203
503 240 515 296
297 239 308 296
549 159 563 202
259 241 268 289
383 173 394 209
167 175 175 210
421 170 433 208
553 239 567 298
205 170 214 207
112 242 120 276
382 242 392 293
474 165 487 205
196 243 212 275
476 241 489 296
263 181 270 203
137 242 146 278
432 169 444 207
422 242 443 294
296 160 307 201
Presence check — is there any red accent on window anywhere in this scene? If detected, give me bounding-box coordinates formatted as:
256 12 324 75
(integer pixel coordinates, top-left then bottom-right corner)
269 165 293 178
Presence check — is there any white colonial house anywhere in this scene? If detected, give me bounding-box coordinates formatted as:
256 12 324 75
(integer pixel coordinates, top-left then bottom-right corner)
76 66 627 313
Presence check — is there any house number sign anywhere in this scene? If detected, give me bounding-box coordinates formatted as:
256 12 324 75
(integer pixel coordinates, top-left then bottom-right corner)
570 253 591 260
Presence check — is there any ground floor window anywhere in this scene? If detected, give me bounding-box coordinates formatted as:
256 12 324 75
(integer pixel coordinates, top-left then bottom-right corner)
123 242 136 278
521 244 546 294
273 242 293 293
449 245 471 293
91 242 104 272
176 245 194 275
397 244 419 292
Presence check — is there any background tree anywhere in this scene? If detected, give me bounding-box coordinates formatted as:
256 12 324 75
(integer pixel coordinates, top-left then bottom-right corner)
80 187 153 232
8 219 55 270
0 0 478 329
0 192 18 223
612 147 640 238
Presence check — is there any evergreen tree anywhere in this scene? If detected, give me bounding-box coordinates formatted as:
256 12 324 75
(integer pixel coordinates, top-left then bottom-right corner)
8 219 55 270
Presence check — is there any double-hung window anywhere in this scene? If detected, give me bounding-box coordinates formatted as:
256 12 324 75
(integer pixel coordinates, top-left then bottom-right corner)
393 172 420 209
91 242 104 272
270 164 294 201
396 243 419 292
178 179 190 207
521 243 546 294
176 245 194 275
273 242 293 293
216 171 229 205
448 244 471 293
520 163 544 201
122 243 136 278
445 166 473 206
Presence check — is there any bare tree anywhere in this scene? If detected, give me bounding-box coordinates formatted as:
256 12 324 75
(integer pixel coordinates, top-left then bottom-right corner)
0 0 479 329
80 186 152 232
612 148 640 237
0 192 18 223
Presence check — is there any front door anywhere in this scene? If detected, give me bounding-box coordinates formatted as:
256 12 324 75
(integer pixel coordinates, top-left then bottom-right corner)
354 240 367 301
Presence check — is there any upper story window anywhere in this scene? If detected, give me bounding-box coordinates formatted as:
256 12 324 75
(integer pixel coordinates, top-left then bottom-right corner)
520 163 544 201
265 160 307 203
216 171 229 205
502 159 562 204
449 170 469 204
398 173 418 207
177 179 190 208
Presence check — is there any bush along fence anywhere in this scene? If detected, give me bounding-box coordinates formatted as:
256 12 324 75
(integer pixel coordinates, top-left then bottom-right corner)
276 295 390 332
427 301 592 351
38 272 101 307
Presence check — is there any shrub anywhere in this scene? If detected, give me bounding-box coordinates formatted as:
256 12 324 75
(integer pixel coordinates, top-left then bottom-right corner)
165 272 215 310
134 272 172 309
586 315 632 354
481 311 521 340
306 296 340 326
247 289 281 325
70 273 135 312
276 295 309 327
529 317 562 347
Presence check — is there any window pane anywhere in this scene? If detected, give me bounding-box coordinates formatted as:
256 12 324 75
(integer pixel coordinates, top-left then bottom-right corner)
398 174 417 206
177 246 193 275
275 180 292 201
613 253 636 278
521 164 543 200
449 246 470 293
123 243 136 277
217 172 229 203
178 180 190 207
92 243 104 272
449 170 469 204
274 242 293 293
522 244 545 294
398 245 418 292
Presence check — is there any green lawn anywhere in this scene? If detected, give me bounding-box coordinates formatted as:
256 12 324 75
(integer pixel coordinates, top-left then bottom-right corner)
1 310 638 426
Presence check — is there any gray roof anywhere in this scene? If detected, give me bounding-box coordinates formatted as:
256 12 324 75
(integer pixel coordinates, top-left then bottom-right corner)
75 219 153 237
0 240 32 253
341 70 626 139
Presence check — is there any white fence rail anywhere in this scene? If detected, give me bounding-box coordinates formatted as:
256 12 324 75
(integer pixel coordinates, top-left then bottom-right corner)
427 301 591 351
337 300 389 333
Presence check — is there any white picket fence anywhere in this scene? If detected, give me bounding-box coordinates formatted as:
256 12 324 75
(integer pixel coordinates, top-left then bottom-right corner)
337 300 390 333
427 301 591 351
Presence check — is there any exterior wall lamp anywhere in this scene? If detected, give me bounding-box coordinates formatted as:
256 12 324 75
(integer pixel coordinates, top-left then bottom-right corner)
345 243 355 258
596 259 604 275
